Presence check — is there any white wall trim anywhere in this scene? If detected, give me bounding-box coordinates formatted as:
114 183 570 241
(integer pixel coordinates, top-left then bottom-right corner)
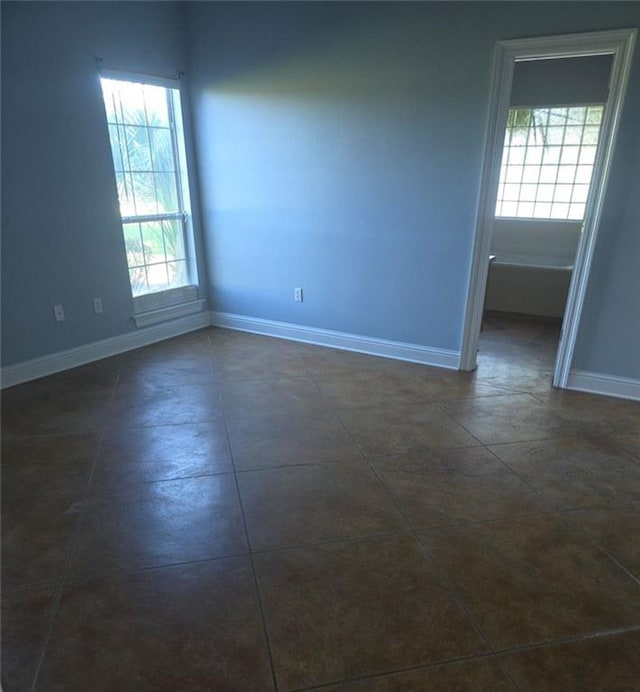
567 370 640 401
1 312 210 389
210 311 460 370
133 299 205 328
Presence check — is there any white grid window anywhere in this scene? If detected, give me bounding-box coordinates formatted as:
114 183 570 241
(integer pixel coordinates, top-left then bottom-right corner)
495 105 604 221
101 76 193 297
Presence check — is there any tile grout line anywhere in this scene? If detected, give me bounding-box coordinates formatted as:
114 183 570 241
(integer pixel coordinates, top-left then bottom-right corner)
220 405 281 692
29 366 123 692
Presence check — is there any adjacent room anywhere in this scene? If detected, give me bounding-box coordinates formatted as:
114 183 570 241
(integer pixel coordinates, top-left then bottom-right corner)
2 2 640 690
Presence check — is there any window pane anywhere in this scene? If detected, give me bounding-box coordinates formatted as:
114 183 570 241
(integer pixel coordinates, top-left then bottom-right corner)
131 172 157 214
500 201 518 216
546 127 564 145
560 147 579 165
536 185 554 202
503 183 520 200
586 106 604 124
538 166 557 184
123 223 145 269
505 166 523 183
569 203 585 220
549 109 568 126
571 185 589 204
582 126 600 145
524 147 543 166
129 267 148 296
520 184 537 202
117 82 147 126
568 107 586 124
557 166 576 184
579 146 597 165
167 260 188 288
146 262 170 293
522 166 539 183
150 129 174 171
116 172 136 216
143 85 170 127
508 147 525 165
140 221 165 265
108 125 124 171
553 185 573 203
518 202 534 216
154 172 179 213
575 165 594 184
551 202 569 218
564 126 583 145
533 202 552 218
542 147 561 165
125 126 152 172
162 219 186 261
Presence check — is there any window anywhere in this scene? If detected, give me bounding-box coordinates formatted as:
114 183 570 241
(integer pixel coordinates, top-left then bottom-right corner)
495 105 604 220
100 73 197 302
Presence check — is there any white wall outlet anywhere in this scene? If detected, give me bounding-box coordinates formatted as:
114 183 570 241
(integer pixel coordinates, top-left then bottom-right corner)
93 297 103 314
53 304 65 322
294 287 303 302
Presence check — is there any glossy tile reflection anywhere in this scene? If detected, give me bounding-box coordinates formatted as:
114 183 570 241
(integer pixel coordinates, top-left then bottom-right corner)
2 323 640 691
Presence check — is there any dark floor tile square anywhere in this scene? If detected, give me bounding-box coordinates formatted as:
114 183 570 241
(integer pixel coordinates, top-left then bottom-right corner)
221 375 328 420
314 658 516 691
1 433 98 500
36 557 274 691
67 475 247 578
488 437 640 509
338 404 479 456
254 535 487 690
1 586 55 692
92 422 232 489
313 369 430 410
108 383 223 429
227 411 363 469
420 515 640 649
442 394 588 445
565 503 640 579
372 448 547 528
499 630 640 691
1 389 112 437
237 460 407 550
2 492 82 589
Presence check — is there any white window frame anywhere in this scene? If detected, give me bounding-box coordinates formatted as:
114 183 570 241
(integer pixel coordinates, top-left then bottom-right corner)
100 69 203 326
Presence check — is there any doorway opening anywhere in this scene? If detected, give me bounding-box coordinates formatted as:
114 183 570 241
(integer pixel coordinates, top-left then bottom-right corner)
460 29 636 391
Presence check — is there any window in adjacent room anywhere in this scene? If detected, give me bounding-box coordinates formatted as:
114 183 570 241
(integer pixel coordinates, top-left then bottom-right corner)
495 105 604 221
100 72 199 315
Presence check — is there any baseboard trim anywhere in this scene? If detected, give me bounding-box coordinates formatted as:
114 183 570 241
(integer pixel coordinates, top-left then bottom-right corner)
210 311 460 370
0 312 211 389
567 369 640 401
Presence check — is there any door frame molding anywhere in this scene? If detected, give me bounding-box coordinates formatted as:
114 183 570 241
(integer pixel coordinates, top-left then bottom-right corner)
459 28 637 388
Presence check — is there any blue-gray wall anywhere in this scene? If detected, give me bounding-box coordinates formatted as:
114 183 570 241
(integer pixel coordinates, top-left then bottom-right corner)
1 1 207 366
2 2 639 381
186 1 639 377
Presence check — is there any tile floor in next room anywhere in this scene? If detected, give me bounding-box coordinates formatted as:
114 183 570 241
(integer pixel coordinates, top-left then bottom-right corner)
2 315 640 691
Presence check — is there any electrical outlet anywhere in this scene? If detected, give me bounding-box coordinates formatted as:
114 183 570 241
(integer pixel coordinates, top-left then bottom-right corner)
93 297 103 314
294 287 303 302
53 304 65 322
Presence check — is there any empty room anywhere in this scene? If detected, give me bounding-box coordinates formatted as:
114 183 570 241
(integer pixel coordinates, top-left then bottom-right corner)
1 2 639 690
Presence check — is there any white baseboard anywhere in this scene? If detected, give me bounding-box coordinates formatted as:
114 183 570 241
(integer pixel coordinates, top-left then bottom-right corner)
210 311 460 370
1 312 211 389
567 369 640 401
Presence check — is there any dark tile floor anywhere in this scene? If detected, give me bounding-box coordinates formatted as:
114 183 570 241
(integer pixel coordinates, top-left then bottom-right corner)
2 316 640 691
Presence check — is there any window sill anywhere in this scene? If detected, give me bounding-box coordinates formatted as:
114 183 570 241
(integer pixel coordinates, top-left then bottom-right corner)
133 299 205 328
